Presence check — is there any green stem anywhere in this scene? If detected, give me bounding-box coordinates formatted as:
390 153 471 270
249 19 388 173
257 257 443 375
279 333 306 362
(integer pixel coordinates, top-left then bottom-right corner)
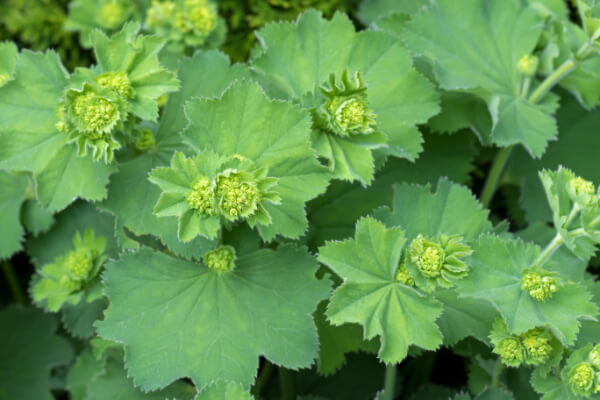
491 358 505 388
2 261 26 305
563 204 581 230
532 234 563 268
381 364 397 400
520 76 531 98
252 361 274 396
528 59 576 103
279 367 294 400
480 146 514 208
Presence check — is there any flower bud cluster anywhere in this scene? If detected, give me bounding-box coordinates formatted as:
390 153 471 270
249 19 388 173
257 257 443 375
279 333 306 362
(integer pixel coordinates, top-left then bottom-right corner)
98 1 129 30
56 230 107 294
395 264 415 287
203 245 236 272
520 271 559 301
494 327 555 367
569 345 600 396
518 54 539 77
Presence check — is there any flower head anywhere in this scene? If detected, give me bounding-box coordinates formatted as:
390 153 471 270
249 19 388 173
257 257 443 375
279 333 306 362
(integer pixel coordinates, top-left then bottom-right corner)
518 54 539 77
59 275 82 293
187 176 215 215
64 249 93 280
99 1 127 30
203 245 236 272
590 344 600 370
520 270 559 301
568 176 596 207
214 170 261 221
318 69 376 137
395 263 415 287
569 362 595 397
496 337 526 367
521 327 553 365
95 71 134 99
134 129 156 152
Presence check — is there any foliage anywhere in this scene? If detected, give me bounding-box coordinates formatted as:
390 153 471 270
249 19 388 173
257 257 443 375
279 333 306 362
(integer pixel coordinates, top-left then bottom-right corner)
1 0 599 399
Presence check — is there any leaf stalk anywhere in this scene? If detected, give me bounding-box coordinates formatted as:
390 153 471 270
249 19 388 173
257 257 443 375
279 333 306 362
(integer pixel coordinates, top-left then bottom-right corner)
381 364 397 400
2 261 26 305
480 146 514 208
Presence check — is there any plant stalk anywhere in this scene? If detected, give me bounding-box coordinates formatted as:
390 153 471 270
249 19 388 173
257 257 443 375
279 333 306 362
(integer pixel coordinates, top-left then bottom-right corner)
279 367 294 400
528 59 576 103
2 261 26 305
480 146 514 208
381 364 397 400
491 358 504 388
532 234 564 268
252 361 274 396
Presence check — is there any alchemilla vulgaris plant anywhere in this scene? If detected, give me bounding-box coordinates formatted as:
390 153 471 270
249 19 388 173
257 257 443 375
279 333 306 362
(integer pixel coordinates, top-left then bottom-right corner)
1 0 600 399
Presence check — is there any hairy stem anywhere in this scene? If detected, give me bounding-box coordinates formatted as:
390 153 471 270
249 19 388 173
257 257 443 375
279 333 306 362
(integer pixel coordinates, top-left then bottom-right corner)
532 234 564 268
2 261 26 305
480 146 514 208
528 59 576 104
491 358 505 388
252 361 274 396
279 367 294 400
381 364 397 400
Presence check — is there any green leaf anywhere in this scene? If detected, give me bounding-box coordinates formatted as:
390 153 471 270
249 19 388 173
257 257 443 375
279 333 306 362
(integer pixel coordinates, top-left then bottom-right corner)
67 349 105 400
456 234 598 345
100 51 247 259
195 382 253 400
374 179 493 241
97 245 330 390
21 199 55 236
0 307 73 400
318 217 443 364
357 0 429 24
404 0 557 157
61 298 107 339
0 50 68 173
0 171 29 258
252 10 439 182
35 144 116 212
0 41 17 85
90 22 180 121
183 80 330 241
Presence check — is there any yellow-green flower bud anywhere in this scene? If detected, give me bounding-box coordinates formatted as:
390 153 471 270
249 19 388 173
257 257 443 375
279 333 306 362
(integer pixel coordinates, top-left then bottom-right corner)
496 336 526 367
64 249 93 280
520 328 552 365
203 245 236 272
410 235 444 278
187 0 217 33
60 275 82 293
99 1 126 30
590 344 600 370
520 271 559 301
396 264 415 287
71 91 120 136
187 176 214 215
0 73 10 87
95 71 133 99
568 176 596 207
569 362 595 396
518 54 539 77
214 171 260 220
134 129 156 152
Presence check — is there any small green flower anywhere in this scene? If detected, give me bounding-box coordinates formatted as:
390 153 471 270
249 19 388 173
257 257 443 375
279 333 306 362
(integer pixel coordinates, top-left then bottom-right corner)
395 263 415 287
568 176 596 207
590 344 600 370
98 1 128 30
187 176 215 215
203 245 236 272
496 336 526 367
407 233 471 291
64 249 93 280
59 275 83 293
520 327 553 365
214 170 261 221
517 54 539 77
95 71 134 99
318 69 377 137
520 270 560 301
569 362 595 397
134 129 156 152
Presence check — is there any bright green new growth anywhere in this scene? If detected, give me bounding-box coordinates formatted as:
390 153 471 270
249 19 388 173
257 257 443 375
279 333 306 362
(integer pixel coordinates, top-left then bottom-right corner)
134 129 156 152
496 336 526 367
518 53 539 77
491 320 557 368
407 233 471 290
590 345 600 370
318 70 376 137
0 73 9 86
521 327 553 365
395 263 415 287
569 362 595 396
520 270 560 301
187 176 214 215
64 248 93 280
214 170 261 221
95 71 134 98
203 245 236 272
99 1 128 30
568 176 596 206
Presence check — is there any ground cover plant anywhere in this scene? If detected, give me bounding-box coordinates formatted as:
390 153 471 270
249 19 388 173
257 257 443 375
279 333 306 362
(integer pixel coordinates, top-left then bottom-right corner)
1 0 600 399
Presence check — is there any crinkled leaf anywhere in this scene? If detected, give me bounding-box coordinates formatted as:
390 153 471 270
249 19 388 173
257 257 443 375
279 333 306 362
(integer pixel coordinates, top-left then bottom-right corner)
183 80 330 241
0 50 68 173
0 171 29 258
100 51 247 258
374 178 493 241
0 307 73 400
404 0 557 157
456 234 598 345
97 246 330 390
318 217 443 364
252 10 439 182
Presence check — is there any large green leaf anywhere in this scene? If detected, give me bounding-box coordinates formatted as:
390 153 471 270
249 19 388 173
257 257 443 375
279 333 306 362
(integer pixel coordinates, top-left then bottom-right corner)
0 41 17 84
183 80 330 241
100 51 248 259
195 382 253 400
456 234 598 345
251 10 439 183
97 246 330 390
374 179 493 241
404 0 557 157
318 217 443 364
0 171 29 258
0 307 73 400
